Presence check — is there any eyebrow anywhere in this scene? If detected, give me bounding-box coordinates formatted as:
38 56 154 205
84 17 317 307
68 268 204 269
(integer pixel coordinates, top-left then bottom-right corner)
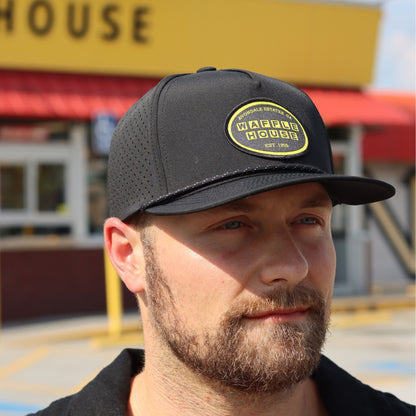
215 199 257 214
300 194 333 209
198 200 254 219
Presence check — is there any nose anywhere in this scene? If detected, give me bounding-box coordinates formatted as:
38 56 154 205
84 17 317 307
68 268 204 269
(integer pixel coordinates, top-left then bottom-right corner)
257 229 309 288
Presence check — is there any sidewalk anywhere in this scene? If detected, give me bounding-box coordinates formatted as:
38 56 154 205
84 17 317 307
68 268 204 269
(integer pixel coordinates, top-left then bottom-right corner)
0 290 414 415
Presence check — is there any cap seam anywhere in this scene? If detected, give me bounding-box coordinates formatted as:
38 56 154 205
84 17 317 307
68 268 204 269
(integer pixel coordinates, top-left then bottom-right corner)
157 77 180 194
150 75 183 194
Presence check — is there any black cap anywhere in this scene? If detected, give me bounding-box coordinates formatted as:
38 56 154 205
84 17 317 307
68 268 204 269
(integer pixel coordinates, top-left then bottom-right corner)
108 67 395 220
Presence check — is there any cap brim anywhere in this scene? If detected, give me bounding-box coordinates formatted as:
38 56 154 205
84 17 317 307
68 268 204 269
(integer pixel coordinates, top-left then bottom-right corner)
145 171 395 215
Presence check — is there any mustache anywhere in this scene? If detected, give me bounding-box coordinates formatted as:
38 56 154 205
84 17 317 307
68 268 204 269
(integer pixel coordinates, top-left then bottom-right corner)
225 284 326 319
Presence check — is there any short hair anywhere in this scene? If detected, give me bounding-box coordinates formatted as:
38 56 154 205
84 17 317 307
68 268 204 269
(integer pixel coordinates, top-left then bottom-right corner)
125 211 151 229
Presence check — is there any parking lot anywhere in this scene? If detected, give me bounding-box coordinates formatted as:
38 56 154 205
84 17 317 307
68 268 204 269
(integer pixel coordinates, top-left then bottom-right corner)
0 302 414 415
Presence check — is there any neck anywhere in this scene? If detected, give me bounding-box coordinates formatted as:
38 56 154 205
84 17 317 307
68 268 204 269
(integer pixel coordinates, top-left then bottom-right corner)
128 346 327 416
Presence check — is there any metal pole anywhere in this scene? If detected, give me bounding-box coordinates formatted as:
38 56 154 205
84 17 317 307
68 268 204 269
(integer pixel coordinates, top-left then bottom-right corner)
346 124 368 294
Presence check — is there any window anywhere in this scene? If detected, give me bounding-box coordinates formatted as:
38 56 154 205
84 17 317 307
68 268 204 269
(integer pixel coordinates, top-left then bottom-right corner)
0 123 99 244
0 164 25 211
37 164 65 213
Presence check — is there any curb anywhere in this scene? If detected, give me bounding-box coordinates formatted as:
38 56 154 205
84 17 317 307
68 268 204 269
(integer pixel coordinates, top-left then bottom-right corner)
332 292 415 313
1 292 414 346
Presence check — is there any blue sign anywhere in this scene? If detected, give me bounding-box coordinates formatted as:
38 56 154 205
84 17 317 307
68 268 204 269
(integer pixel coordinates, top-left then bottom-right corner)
92 113 118 155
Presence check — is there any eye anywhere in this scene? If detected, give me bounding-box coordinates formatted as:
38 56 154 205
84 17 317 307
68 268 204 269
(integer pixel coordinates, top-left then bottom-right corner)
221 220 245 230
297 216 319 225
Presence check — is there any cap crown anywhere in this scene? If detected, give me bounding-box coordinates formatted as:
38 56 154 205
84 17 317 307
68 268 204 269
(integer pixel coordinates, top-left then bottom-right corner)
108 69 333 220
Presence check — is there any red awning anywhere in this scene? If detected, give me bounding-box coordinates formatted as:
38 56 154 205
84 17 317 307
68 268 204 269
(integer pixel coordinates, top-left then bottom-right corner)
0 70 413 128
0 70 159 120
302 87 413 127
362 92 415 162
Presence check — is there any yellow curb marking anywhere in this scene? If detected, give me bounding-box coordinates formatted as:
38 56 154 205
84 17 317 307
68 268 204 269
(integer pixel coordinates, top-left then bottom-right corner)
330 310 392 328
91 332 144 349
0 378 71 396
4 323 143 347
0 346 50 379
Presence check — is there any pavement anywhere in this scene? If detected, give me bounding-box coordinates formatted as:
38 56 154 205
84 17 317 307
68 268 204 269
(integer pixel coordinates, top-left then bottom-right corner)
0 289 414 415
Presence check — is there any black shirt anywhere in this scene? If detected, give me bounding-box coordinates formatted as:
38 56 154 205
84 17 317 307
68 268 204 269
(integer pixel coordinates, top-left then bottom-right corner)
29 349 415 415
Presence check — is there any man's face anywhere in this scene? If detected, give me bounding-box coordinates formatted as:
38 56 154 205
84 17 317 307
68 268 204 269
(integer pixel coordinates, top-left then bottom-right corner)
140 183 336 393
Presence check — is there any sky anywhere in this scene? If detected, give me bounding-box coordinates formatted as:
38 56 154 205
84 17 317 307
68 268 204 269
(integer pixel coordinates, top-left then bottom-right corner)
373 0 415 91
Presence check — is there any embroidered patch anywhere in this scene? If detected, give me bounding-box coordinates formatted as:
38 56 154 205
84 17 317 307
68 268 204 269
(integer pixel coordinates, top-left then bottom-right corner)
226 101 308 158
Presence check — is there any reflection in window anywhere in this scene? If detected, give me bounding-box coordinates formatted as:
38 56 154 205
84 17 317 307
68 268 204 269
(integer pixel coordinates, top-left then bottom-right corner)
0 164 25 210
37 164 65 212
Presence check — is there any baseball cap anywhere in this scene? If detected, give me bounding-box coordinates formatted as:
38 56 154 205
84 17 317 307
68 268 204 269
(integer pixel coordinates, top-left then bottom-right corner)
107 67 394 220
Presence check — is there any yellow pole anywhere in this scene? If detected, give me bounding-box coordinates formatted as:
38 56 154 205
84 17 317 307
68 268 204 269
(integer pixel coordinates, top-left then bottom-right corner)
104 248 122 338
0 247 2 338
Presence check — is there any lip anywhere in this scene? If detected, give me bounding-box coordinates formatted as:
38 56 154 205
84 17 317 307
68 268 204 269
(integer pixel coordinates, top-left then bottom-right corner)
244 307 309 322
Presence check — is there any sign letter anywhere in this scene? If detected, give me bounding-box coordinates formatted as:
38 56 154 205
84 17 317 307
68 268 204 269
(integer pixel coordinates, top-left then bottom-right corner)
101 4 119 41
133 6 148 42
67 3 89 38
0 0 13 32
28 0 54 36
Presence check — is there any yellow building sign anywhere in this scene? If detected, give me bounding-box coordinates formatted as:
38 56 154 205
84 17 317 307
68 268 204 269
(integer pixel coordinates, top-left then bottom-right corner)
0 0 381 87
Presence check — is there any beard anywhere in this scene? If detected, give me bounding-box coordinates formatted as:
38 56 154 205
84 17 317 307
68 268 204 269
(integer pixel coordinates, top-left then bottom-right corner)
142 233 329 395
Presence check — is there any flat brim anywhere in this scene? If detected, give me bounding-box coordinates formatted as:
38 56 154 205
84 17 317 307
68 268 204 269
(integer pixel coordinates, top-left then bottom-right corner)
145 171 395 215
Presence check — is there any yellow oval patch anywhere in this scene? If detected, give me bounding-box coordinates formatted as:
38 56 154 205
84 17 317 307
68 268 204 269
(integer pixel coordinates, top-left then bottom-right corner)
227 101 309 158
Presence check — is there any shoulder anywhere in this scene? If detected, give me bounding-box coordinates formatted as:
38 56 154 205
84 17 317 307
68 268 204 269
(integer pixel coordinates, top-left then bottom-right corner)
27 349 145 416
315 355 415 416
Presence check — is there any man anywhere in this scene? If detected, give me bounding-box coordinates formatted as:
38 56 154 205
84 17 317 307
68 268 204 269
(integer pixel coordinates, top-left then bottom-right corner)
31 67 414 415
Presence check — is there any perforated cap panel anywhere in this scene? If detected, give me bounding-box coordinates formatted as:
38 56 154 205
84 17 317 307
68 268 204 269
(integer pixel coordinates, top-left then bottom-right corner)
107 87 166 220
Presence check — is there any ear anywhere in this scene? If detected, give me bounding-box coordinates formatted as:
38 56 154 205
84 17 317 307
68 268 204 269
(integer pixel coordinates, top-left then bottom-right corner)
104 217 146 294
